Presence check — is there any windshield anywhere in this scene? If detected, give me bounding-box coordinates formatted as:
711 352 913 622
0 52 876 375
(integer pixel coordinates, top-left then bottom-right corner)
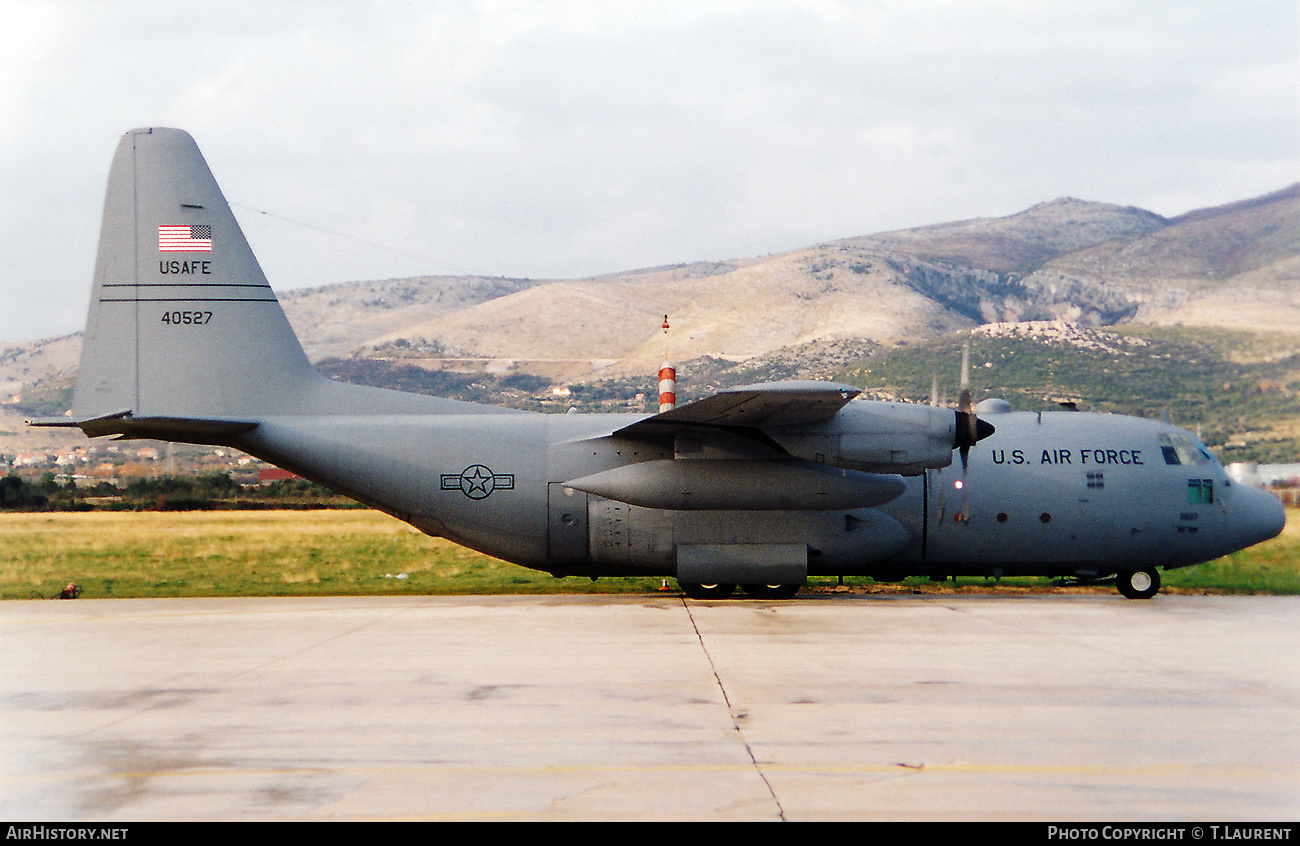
1158 433 1217 467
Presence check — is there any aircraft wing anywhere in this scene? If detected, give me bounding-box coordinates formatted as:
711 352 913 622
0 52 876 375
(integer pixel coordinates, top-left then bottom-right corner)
605 379 965 476
614 380 860 439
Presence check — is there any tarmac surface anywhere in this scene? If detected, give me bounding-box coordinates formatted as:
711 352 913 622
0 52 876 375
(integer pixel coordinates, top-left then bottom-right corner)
2 592 1298 821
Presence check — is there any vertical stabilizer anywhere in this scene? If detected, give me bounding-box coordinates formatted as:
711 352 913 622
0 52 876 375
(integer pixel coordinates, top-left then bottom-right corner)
73 128 319 421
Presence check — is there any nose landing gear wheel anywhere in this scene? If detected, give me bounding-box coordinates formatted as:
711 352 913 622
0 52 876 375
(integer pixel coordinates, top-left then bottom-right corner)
677 582 736 599
1116 568 1160 599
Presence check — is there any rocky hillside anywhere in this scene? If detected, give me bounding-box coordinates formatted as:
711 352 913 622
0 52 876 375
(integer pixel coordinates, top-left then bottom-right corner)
278 275 542 361
1025 184 1300 334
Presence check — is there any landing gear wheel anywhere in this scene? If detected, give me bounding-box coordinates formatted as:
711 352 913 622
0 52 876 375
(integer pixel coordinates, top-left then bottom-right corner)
1116 568 1160 600
677 581 736 600
740 583 802 599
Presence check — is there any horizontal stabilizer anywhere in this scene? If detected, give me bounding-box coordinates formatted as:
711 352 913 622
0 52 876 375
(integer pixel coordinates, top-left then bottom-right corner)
29 410 256 442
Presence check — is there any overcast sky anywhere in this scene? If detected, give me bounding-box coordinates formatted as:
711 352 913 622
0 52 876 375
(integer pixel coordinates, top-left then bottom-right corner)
2 0 1296 343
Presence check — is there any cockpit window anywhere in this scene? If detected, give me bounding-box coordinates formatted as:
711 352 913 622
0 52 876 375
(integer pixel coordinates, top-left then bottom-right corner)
1158 434 1211 467
1160 435 1179 465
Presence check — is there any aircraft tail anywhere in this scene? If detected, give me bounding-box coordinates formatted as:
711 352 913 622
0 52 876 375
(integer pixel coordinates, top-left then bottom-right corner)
72 128 321 425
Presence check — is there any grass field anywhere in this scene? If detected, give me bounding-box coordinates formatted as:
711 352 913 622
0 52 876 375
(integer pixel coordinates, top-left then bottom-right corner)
1 508 1296 600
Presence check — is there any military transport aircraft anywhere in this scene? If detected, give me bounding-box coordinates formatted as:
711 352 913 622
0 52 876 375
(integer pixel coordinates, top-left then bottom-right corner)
32 128 1287 599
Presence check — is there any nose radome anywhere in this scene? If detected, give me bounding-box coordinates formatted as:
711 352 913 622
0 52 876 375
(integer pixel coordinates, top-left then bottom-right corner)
1235 484 1286 548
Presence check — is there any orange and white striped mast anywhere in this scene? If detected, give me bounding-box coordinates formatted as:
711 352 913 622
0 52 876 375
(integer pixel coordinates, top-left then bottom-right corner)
658 315 676 413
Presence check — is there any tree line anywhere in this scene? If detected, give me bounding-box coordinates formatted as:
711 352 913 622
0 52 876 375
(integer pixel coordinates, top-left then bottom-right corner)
0 472 354 511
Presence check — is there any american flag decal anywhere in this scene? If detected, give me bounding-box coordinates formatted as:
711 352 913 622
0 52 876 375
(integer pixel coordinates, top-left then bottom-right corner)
158 224 213 252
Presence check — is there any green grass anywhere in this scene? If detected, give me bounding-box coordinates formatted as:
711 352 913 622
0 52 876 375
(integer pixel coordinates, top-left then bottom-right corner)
1160 520 1300 594
1 509 1296 600
0 511 669 600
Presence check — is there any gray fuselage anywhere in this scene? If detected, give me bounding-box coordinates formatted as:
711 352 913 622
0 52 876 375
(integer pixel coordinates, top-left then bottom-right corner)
232 403 1284 583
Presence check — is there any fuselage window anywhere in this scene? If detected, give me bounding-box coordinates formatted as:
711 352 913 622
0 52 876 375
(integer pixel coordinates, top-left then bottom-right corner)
1188 479 1215 504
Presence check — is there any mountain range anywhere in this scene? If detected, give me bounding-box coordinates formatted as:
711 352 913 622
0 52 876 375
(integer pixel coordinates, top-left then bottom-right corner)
317 182 1299 382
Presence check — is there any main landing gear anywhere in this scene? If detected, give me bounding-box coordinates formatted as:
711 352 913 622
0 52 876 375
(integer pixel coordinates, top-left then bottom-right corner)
677 571 1165 600
739 583 803 599
676 581 803 600
1116 568 1161 600
677 582 734 599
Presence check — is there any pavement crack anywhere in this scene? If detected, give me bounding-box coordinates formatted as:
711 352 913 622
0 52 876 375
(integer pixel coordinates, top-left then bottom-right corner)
682 599 787 822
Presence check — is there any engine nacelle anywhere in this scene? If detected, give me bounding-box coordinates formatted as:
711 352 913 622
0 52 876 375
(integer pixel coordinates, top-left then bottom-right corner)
767 400 959 475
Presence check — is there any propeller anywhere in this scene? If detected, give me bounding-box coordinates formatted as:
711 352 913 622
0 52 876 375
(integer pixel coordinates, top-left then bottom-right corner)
931 342 992 461
951 342 995 520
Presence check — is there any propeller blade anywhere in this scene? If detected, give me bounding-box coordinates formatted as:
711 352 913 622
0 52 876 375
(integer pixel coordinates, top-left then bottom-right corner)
958 342 971 412
958 342 976 449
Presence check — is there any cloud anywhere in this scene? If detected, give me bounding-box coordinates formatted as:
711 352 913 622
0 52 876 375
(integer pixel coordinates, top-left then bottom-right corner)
0 0 1295 342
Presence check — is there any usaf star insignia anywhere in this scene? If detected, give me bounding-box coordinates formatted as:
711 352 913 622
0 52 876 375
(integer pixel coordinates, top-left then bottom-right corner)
441 465 515 500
